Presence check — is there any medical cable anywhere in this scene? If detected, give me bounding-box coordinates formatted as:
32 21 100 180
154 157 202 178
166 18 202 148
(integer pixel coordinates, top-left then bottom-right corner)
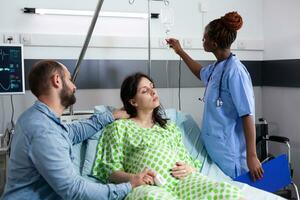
7 40 14 128
164 58 175 109
4 38 16 155
178 57 182 110
6 95 15 156
165 60 170 88
8 34 15 126
147 0 152 77
10 95 15 130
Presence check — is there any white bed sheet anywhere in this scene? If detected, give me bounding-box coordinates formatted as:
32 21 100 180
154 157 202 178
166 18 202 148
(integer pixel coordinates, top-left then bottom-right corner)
91 107 287 200
234 181 286 200
199 146 286 200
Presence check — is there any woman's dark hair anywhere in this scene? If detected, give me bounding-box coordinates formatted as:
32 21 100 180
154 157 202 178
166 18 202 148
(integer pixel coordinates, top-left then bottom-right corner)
206 11 243 49
120 72 168 128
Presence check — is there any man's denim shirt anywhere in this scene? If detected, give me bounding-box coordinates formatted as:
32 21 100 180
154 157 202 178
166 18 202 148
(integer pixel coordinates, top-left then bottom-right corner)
1 101 131 200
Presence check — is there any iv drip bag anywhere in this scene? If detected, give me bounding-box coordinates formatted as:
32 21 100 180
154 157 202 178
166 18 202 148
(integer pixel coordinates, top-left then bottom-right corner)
160 6 174 34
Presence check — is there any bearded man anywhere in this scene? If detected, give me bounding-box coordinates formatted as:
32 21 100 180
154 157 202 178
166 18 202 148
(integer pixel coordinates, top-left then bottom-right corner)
2 60 149 200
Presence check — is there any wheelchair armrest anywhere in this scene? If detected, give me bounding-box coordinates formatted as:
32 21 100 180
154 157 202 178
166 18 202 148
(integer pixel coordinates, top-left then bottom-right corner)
268 135 289 143
256 135 289 145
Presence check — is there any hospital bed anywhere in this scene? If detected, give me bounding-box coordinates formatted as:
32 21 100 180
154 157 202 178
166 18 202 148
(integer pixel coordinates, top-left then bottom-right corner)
64 106 287 200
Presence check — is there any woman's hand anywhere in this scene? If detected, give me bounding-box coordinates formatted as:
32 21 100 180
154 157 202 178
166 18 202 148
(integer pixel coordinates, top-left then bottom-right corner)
171 161 196 179
166 38 183 55
130 168 155 188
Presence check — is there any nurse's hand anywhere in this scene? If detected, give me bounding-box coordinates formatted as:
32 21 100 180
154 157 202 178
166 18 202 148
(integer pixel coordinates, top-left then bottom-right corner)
247 155 264 181
171 161 196 179
166 38 183 55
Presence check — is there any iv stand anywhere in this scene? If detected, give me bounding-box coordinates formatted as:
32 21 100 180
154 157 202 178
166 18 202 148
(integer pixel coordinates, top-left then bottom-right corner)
69 0 105 115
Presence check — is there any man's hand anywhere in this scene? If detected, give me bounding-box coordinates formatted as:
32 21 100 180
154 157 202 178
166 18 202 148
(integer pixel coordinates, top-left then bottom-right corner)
171 161 196 179
112 108 130 120
247 155 264 181
166 38 183 55
130 168 155 188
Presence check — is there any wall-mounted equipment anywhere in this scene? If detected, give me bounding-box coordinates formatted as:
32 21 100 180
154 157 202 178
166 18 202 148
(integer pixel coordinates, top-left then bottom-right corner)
0 44 25 95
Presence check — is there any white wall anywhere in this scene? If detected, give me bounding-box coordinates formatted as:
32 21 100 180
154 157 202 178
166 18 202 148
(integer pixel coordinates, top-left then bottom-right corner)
263 0 300 188
263 0 300 60
0 0 264 39
0 0 264 61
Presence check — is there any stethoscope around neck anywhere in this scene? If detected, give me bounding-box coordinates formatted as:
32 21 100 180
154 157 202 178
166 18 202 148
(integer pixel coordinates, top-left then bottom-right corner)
199 53 234 107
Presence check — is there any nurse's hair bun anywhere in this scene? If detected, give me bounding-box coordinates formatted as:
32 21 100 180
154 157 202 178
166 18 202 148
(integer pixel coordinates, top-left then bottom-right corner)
220 11 243 31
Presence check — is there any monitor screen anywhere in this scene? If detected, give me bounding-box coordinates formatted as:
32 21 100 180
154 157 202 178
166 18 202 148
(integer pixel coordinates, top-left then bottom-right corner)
0 44 25 95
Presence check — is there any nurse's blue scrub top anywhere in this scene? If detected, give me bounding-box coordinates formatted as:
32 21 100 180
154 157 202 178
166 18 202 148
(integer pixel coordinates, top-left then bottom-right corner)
199 55 255 178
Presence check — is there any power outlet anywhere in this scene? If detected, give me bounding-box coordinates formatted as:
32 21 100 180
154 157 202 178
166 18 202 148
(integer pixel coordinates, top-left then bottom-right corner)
183 38 193 48
20 34 31 45
199 1 208 13
3 33 19 43
237 40 246 50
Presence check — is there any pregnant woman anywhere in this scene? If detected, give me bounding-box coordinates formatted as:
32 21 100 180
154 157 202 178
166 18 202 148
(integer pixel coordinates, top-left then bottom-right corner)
93 73 244 200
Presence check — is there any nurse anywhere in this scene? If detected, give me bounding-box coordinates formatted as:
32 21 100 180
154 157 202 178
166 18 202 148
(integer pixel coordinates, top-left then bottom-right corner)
166 11 264 180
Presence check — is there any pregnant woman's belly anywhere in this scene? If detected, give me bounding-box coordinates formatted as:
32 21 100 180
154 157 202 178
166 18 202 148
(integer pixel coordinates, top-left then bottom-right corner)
124 145 180 188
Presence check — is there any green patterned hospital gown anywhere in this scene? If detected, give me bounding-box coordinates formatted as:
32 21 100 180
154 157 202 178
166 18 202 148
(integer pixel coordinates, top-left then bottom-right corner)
93 119 242 200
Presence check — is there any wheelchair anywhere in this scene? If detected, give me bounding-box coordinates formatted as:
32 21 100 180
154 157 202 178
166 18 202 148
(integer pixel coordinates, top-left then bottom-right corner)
256 118 299 200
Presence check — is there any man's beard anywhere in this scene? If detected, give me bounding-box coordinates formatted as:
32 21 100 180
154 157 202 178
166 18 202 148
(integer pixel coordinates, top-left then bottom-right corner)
59 80 76 108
